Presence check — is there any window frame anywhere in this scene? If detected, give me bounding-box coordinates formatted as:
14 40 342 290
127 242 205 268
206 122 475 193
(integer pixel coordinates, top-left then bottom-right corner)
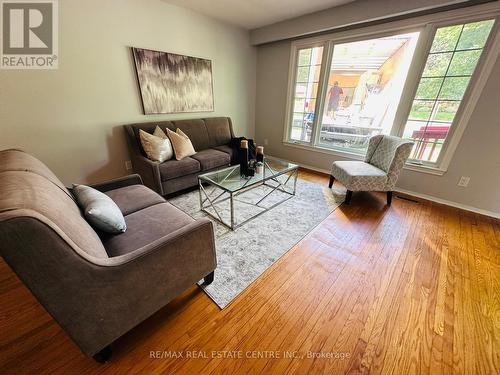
392 15 500 172
283 3 500 175
284 40 328 145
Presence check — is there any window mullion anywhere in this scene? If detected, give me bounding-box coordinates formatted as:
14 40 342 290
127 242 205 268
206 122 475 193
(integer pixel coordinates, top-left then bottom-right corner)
284 47 299 142
311 41 334 147
299 47 314 143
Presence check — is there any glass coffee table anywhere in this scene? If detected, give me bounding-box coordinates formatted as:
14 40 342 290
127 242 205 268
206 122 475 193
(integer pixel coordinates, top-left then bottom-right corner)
198 158 299 230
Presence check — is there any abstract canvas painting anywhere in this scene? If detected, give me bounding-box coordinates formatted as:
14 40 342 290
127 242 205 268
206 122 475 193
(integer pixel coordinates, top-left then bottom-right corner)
132 47 214 114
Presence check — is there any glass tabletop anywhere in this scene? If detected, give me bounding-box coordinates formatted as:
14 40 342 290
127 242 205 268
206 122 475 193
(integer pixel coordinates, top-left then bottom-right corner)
199 157 298 193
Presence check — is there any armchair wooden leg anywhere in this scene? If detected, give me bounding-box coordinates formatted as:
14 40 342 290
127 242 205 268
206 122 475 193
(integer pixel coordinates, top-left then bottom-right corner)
328 175 335 188
387 191 393 206
203 271 215 285
344 190 353 205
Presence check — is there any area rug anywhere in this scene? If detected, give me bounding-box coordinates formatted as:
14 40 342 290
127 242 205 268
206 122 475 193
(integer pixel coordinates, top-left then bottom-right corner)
168 176 345 308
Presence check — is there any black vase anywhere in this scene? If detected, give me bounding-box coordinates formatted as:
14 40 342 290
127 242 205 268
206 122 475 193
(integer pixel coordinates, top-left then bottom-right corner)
240 147 248 176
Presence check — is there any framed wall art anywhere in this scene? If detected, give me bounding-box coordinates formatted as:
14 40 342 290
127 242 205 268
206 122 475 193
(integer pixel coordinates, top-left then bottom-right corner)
132 47 214 114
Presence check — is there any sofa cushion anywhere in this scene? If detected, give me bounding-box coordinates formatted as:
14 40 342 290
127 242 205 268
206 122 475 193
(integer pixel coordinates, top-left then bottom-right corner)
191 149 230 171
101 202 194 257
0 149 73 199
172 119 210 151
104 185 165 216
204 117 232 147
159 157 200 181
331 161 388 192
213 144 237 164
161 174 199 195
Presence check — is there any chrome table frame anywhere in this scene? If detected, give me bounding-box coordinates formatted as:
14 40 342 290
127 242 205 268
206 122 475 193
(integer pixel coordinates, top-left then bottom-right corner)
198 161 299 230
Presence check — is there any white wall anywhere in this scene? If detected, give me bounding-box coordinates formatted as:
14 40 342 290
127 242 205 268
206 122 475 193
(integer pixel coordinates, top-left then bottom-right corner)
0 0 256 184
254 39 500 216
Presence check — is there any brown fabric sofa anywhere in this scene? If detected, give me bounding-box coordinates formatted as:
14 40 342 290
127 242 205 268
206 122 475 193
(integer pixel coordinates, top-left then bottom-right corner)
124 117 238 195
0 149 216 360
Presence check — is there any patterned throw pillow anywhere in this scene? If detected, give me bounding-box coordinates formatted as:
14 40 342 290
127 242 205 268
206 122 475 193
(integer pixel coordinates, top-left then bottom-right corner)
166 128 196 160
139 126 173 162
72 184 126 234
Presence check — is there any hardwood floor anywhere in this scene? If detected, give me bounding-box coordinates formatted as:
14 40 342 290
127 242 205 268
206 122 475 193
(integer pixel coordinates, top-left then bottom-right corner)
0 170 498 374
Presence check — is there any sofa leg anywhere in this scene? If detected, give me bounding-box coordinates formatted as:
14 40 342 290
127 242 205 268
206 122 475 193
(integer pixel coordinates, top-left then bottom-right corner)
328 175 335 188
203 271 215 285
93 345 112 363
345 190 353 205
387 191 393 206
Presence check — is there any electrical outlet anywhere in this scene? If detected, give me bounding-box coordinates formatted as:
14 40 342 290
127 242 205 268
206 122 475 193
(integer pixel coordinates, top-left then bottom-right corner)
125 160 133 171
457 176 470 187
264 139 268 146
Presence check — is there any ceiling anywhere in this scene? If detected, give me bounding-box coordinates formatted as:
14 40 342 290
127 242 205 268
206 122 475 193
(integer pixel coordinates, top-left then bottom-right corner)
163 0 356 30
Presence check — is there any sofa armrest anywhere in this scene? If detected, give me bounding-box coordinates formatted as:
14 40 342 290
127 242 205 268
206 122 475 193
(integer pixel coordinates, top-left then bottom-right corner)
131 154 163 195
89 174 143 192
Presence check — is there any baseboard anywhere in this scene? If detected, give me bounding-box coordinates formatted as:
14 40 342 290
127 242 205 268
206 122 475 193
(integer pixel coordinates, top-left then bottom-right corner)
394 188 500 219
298 164 331 175
268 155 499 219
268 155 331 175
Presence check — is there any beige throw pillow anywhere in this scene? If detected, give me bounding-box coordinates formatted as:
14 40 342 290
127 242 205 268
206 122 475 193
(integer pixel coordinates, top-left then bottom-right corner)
139 127 173 162
167 128 196 160
153 126 168 139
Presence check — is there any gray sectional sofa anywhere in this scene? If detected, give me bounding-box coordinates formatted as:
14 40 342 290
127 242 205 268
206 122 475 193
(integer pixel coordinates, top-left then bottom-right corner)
124 117 238 195
0 149 216 361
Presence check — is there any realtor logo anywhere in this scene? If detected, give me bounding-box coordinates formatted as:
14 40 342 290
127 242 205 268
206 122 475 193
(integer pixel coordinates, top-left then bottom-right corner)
1 0 58 69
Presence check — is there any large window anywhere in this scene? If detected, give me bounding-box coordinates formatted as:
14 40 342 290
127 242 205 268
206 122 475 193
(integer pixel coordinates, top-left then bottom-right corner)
403 20 495 163
285 13 498 172
290 46 323 142
317 32 419 154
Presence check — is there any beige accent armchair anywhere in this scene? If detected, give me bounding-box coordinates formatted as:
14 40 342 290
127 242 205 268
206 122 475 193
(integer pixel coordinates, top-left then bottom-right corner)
329 135 414 205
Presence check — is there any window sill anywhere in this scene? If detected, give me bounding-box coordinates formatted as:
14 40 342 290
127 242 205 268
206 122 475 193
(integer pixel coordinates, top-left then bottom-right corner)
282 140 447 176
403 163 446 176
282 141 365 160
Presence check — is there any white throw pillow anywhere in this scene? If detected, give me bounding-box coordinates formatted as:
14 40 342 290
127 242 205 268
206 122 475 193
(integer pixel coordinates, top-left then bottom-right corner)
139 127 173 162
73 184 126 234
